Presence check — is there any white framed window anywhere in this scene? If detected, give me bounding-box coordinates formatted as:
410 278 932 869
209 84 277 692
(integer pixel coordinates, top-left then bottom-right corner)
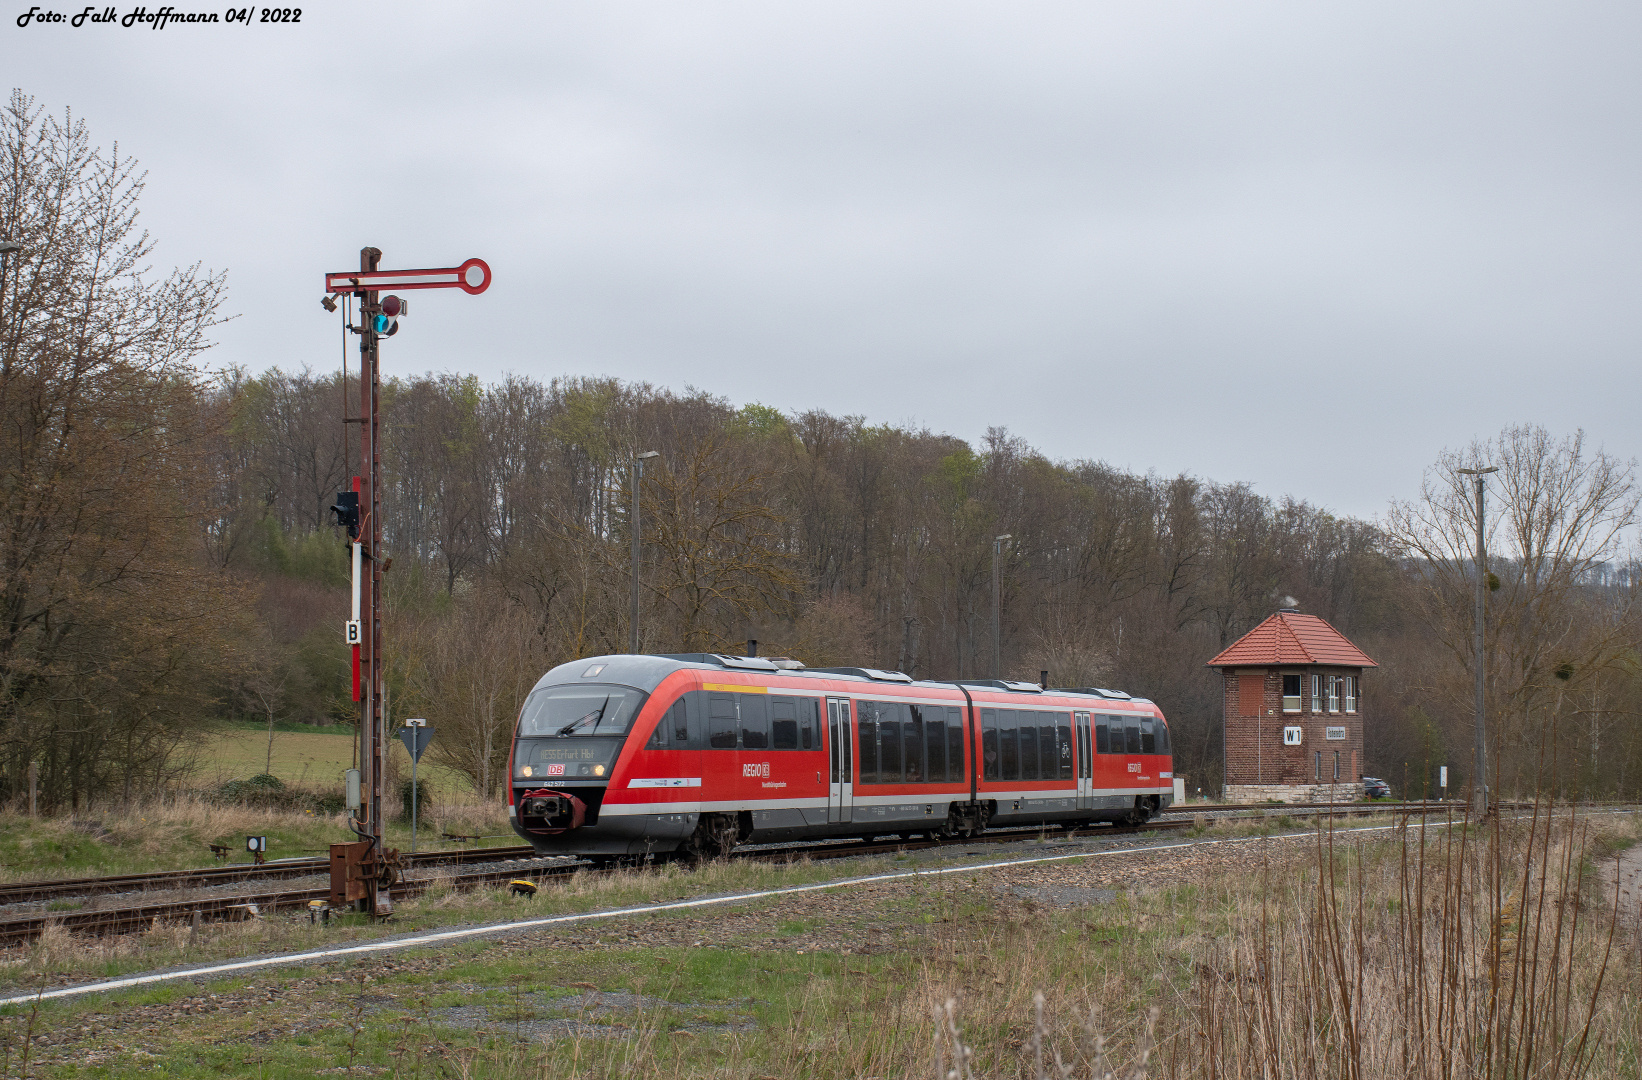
1325 726 1346 740
1282 674 1301 713
1344 676 1357 713
1326 675 1340 713
1310 674 1321 714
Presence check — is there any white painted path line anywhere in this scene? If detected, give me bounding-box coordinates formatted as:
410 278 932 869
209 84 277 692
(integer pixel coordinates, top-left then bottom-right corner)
0 815 1580 1009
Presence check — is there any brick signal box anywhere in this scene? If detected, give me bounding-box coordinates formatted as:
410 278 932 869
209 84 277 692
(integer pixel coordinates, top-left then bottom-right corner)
1207 609 1377 803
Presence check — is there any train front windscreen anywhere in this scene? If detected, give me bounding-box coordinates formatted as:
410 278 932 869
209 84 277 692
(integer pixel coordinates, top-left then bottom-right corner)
513 684 648 781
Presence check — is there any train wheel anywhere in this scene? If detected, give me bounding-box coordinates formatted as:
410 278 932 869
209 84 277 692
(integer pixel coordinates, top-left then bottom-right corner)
1125 799 1151 826
683 813 740 862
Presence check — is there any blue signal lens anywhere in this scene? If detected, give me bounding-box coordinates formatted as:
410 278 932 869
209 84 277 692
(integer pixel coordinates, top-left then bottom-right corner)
374 314 394 334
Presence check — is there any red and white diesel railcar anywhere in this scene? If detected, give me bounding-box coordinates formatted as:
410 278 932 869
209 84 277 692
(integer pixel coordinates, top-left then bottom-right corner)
508 653 1174 860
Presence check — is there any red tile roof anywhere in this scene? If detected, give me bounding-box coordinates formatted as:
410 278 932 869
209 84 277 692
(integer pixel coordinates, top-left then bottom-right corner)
1206 612 1378 668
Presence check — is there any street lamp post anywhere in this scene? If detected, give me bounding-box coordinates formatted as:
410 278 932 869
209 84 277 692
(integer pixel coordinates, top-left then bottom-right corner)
630 451 660 654
1457 465 1498 816
0 239 22 329
992 534 1012 679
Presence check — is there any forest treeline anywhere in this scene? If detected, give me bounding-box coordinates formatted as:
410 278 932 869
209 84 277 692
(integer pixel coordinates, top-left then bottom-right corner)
3 90 1639 809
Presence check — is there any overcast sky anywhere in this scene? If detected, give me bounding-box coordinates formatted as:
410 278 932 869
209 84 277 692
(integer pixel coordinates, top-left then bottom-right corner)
10 1 1639 521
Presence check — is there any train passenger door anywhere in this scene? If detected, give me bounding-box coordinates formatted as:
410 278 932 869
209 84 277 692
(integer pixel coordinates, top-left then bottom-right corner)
1074 711 1093 811
827 698 854 824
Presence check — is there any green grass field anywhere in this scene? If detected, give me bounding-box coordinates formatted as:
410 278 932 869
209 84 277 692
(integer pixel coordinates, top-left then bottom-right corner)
195 720 476 800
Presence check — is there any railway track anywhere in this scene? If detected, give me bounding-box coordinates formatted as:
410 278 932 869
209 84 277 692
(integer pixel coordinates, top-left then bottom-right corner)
0 844 541 907
0 801 1463 945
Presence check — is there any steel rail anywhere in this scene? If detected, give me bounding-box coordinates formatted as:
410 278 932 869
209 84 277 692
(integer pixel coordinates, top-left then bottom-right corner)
0 801 1465 944
0 845 538 907
0 801 1456 912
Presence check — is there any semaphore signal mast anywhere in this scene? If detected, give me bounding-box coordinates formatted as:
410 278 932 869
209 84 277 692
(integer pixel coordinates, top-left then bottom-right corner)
322 249 491 917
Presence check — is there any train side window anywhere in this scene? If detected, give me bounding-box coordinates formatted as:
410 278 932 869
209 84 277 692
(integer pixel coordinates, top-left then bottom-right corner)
879 702 903 783
1058 716 1073 779
672 698 690 744
1095 718 1110 755
1156 720 1170 754
1040 719 1057 781
708 694 738 749
828 702 841 783
1140 717 1156 755
981 709 999 781
925 711 946 784
1124 720 1142 754
904 704 925 782
801 698 818 750
999 710 1020 782
739 694 770 750
1018 712 1039 782
646 707 670 747
948 708 965 781
771 696 799 750
858 702 879 784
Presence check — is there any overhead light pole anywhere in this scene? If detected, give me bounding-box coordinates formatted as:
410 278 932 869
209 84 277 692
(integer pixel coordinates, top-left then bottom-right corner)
0 239 22 328
1457 465 1498 816
992 534 1012 679
631 450 660 654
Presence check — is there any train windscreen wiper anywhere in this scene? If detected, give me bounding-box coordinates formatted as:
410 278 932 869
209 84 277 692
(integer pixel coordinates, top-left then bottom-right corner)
556 699 609 736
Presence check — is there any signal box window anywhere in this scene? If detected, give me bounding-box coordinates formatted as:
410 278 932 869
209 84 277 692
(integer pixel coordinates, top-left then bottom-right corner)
1326 677 1340 713
1310 675 1321 714
1282 675 1302 713
1344 677 1358 713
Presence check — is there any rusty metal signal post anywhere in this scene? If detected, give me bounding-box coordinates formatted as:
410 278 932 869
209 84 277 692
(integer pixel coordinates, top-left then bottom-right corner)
323 250 491 916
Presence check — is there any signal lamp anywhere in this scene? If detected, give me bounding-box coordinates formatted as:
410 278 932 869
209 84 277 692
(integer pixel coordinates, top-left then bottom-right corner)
373 294 406 336
330 490 361 539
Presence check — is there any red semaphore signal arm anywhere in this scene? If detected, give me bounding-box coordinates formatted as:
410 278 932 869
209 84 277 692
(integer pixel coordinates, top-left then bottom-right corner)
325 257 491 296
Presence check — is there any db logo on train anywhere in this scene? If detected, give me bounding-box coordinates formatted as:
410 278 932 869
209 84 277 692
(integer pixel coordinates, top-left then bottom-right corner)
742 762 771 778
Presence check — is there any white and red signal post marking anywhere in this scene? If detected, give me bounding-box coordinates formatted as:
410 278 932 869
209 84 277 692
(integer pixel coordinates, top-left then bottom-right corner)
325 257 491 296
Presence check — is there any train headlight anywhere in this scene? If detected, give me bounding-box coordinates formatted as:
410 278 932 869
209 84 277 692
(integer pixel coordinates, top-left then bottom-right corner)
593 764 606 777
521 766 533 777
